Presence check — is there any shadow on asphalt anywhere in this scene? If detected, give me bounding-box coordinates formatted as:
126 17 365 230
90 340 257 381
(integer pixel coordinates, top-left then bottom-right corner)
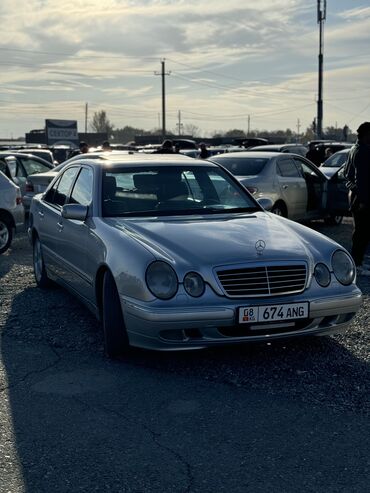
1 226 370 491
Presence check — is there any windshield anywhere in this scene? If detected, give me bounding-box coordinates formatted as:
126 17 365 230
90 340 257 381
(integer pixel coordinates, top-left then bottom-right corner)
102 165 259 217
210 156 268 176
322 151 349 168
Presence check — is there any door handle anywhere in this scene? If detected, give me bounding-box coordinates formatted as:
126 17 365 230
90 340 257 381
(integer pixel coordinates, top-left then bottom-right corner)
57 222 64 232
38 211 44 218
282 185 289 189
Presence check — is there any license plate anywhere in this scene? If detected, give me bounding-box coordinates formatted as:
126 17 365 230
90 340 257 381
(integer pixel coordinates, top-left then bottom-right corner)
239 302 309 324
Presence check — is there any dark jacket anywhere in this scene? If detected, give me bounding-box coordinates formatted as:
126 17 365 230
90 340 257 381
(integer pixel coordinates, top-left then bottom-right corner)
344 142 370 210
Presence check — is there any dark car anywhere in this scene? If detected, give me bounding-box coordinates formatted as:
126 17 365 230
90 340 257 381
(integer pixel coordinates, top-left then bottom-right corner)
248 144 308 157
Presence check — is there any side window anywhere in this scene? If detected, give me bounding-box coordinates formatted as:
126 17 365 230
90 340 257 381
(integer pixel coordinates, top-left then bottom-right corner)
20 157 51 175
4 157 20 178
277 158 301 178
294 159 321 179
43 177 61 204
45 167 78 207
69 167 94 206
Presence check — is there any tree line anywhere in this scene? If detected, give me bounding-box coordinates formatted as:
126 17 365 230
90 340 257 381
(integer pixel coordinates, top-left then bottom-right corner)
91 110 356 144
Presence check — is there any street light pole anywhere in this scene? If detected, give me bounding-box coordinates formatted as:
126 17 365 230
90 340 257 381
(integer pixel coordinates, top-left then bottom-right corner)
317 0 326 139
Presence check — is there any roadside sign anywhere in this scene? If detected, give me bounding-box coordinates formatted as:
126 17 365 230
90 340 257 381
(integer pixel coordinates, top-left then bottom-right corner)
45 120 79 146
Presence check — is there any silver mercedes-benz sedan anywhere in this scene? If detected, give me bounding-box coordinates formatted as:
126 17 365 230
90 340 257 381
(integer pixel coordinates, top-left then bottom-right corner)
28 155 362 357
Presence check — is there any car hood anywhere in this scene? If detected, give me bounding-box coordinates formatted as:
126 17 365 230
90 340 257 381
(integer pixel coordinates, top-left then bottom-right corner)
104 212 318 268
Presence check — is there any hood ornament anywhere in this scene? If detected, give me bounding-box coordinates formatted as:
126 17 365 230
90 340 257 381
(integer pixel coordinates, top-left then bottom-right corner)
255 240 266 255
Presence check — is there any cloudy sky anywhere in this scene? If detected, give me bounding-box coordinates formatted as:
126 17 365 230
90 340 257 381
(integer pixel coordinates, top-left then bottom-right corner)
0 0 369 138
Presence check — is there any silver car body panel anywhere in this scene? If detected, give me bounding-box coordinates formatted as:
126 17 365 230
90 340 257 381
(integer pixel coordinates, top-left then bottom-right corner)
29 156 362 351
0 171 24 232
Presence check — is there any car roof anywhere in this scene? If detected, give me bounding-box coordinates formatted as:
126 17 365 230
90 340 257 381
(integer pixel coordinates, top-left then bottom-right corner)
249 144 306 151
210 151 283 159
67 154 216 168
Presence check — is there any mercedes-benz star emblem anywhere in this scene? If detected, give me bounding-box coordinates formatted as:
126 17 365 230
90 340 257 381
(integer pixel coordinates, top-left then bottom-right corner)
255 240 266 255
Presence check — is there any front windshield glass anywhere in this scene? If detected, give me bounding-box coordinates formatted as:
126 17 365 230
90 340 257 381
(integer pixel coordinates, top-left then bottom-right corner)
210 156 268 176
323 152 348 168
102 165 259 217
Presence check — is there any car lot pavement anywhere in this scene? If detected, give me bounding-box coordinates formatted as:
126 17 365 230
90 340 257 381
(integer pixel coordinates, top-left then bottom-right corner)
0 219 369 492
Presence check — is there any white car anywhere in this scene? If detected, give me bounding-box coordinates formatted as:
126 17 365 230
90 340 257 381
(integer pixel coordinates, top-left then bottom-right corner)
0 171 24 254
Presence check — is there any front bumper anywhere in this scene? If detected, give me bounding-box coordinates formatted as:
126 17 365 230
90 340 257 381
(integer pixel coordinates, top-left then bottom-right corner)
121 289 363 350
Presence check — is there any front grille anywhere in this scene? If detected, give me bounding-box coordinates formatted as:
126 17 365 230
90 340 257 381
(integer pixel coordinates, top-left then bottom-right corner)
216 263 307 298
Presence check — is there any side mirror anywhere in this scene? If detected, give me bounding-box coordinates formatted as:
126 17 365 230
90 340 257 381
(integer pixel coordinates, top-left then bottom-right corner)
257 197 273 211
62 204 88 221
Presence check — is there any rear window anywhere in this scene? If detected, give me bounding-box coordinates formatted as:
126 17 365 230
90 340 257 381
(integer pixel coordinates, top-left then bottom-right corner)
211 157 268 176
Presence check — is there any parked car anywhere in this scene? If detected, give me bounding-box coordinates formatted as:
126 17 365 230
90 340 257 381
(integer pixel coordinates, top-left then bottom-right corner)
0 171 24 254
314 142 353 165
209 151 347 224
248 144 308 157
25 150 137 198
0 152 54 212
320 148 350 178
28 154 361 357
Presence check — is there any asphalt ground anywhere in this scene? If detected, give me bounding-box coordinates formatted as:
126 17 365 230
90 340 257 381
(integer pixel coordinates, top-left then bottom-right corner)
0 218 369 492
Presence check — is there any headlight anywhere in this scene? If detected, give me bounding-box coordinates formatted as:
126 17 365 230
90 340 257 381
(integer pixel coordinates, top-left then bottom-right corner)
184 272 205 297
146 261 178 299
314 263 331 287
332 250 355 285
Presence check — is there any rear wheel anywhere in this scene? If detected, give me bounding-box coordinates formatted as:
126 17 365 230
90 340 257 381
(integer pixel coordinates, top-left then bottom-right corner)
102 271 130 358
0 217 12 254
33 236 51 288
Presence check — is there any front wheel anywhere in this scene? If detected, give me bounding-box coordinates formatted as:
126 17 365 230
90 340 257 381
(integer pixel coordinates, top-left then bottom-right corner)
271 203 287 217
324 214 343 226
102 271 130 358
0 217 12 254
33 236 51 288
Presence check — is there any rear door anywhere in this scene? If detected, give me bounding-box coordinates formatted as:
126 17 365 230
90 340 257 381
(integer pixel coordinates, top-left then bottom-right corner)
37 167 79 275
276 157 307 219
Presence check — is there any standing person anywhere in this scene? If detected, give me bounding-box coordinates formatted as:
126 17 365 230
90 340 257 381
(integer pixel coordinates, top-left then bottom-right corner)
102 141 111 151
306 142 321 165
68 141 89 158
344 121 370 276
199 142 210 159
153 139 174 154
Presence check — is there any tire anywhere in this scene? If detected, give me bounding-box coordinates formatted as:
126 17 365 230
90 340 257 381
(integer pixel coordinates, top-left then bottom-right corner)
33 235 52 288
102 271 130 358
271 203 287 217
0 217 12 254
324 214 343 226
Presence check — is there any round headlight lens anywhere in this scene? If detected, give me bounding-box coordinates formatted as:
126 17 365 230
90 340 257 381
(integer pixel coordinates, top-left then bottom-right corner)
314 263 331 287
183 272 205 297
332 250 355 285
146 261 178 299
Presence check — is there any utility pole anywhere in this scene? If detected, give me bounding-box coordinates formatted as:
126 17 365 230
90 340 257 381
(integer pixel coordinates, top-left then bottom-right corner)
317 0 326 139
176 110 183 136
155 59 171 140
247 114 251 136
84 102 88 133
296 118 301 141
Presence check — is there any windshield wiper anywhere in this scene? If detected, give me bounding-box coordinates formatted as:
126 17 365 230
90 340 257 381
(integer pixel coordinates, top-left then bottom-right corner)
109 206 260 217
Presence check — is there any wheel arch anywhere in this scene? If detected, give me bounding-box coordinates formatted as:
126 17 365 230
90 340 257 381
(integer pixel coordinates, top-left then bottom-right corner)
0 209 15 229
95 264 111 318
272 200 288 217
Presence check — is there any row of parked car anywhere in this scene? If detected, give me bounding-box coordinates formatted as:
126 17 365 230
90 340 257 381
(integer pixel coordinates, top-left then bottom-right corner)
0 143 352 255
